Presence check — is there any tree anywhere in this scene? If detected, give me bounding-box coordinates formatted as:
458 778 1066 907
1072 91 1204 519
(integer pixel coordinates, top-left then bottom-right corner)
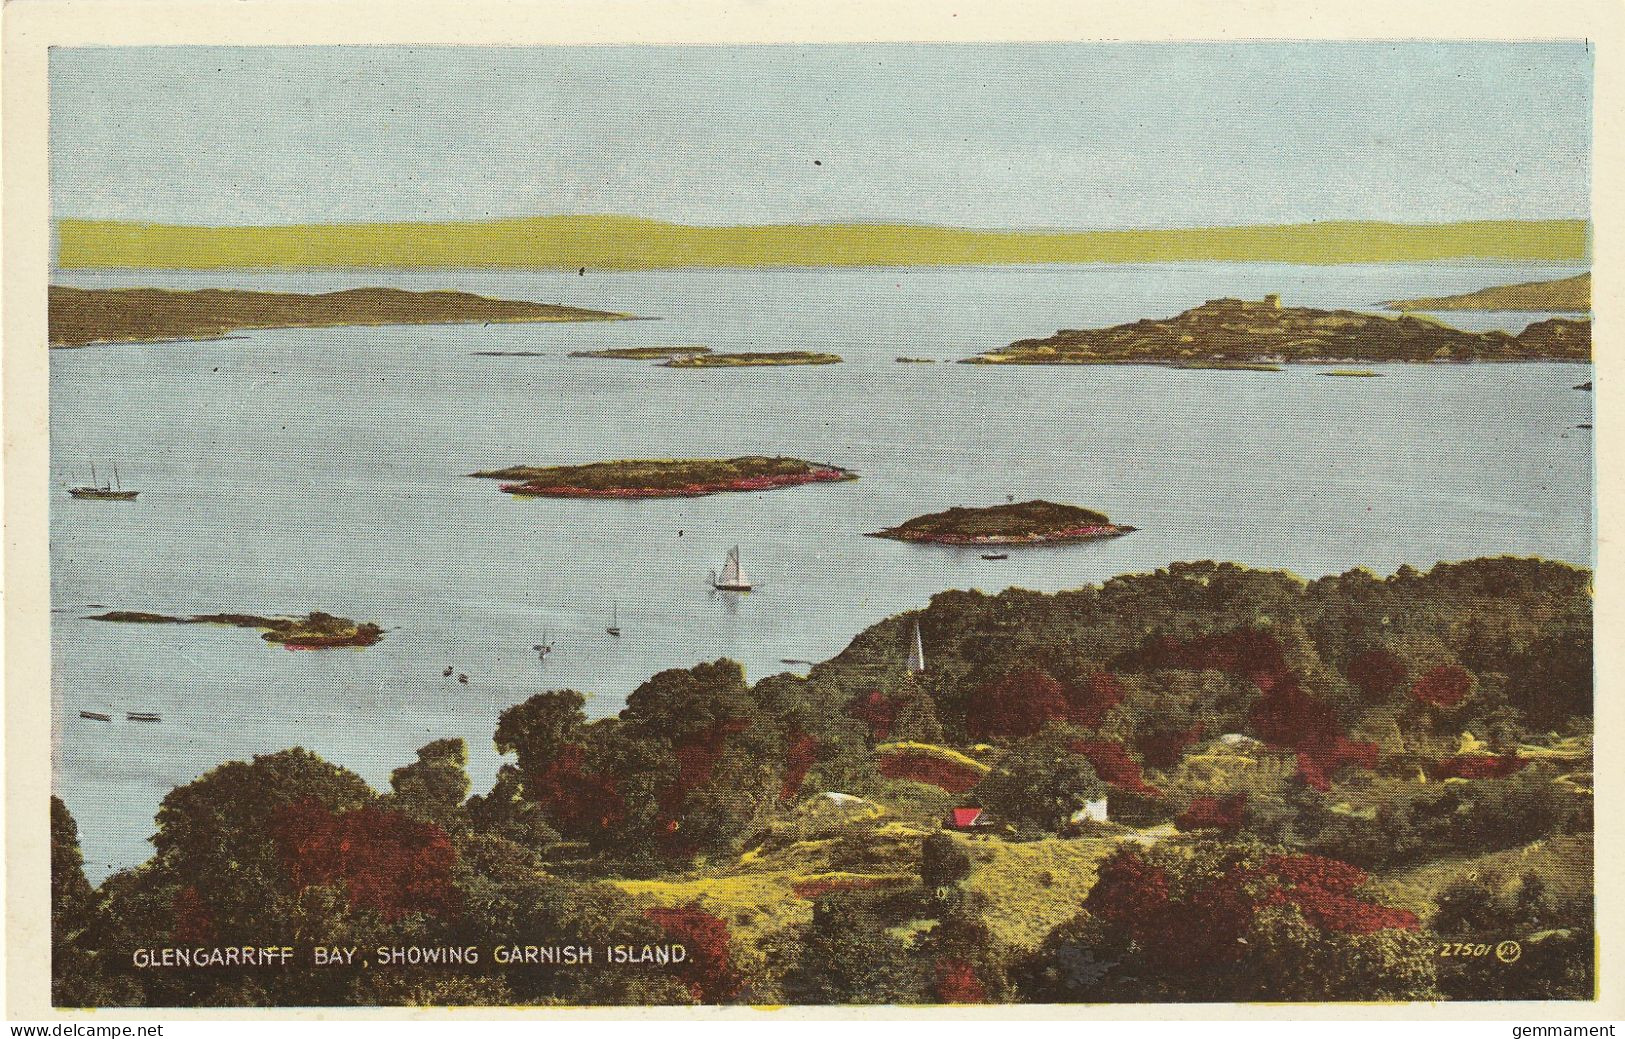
51 797 137 1007
150 748 375 924
465 764 558 848
1016 841 1435 1002
494 690 587 774
782 894 925 1003
970 729 1104 833
389 738 470 828
921 832 974 891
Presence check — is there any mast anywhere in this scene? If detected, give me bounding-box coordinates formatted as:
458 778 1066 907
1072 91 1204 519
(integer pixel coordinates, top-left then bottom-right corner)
90 462 98 490
113 465 121 490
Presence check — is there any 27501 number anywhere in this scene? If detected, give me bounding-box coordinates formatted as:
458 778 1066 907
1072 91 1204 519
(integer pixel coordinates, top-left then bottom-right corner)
1437 942 1492 958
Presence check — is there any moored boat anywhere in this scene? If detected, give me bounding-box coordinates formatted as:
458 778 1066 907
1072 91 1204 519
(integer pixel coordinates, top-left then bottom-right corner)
69 462 139 500
709 545 753 591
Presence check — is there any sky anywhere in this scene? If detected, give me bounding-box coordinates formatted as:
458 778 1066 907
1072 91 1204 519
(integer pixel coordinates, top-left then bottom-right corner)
49 42 1593 229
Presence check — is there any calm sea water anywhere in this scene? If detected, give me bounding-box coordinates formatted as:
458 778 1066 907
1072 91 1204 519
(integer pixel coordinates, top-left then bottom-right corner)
50 262 1593 881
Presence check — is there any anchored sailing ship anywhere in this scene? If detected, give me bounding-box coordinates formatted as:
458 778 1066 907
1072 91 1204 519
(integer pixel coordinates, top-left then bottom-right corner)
606 604 622 637
709 545 753 592
69 462 139 501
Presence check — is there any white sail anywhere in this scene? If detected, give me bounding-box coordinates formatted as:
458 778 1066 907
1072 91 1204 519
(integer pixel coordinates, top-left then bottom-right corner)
720 546 746 586
712 545 751 589
907 619 926 673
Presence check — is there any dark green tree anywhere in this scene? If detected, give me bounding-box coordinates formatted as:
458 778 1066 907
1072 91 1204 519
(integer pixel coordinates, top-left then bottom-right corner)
969 728 1104 833
782 893 926 1004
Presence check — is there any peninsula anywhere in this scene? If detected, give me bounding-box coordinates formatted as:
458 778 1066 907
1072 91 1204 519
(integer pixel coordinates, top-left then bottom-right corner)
48 286 630 347
87 610 383 648
968 295 1592 366
472 456 858 499
1384 273 1590 313
661 351 842 368
870 500 1135 546
569 346 712 360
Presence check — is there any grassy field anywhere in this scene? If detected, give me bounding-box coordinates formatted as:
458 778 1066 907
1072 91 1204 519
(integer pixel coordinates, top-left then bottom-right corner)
55 216 1590 269
1372 835 1593 920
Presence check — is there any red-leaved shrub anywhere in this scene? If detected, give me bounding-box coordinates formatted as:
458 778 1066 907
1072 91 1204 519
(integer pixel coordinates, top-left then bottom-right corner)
1067 671 1126 728
1071 739 1161 795
172 885 216 945
781 731 820 801
965 669 1071 740
1176 793 1247 832
933 958 988 1003
1432 753 1526 780
848 690 899 740
877 751 982 793
645 904 743 1003
1347 649 1408 700
1409 665 1474 709
272 799 458 922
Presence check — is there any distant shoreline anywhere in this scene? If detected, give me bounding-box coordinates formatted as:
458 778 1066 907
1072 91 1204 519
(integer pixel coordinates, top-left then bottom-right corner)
54 216 1590 270
1385 272 1591 313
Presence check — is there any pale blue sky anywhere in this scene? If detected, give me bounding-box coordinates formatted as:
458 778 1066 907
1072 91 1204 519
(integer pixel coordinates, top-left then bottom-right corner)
49 42 1592 229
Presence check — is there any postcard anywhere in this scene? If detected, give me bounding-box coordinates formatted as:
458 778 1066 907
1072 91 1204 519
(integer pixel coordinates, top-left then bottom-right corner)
4 0 1618 1020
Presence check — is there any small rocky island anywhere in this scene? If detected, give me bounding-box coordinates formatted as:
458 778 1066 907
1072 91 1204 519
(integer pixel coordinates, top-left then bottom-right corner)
569 345 713 360
472 455 858 499
1385 272 1590 313
968 294 1591 366
870 500 1135 546
49 286 630 347
661 350 842 367
87 610 382 648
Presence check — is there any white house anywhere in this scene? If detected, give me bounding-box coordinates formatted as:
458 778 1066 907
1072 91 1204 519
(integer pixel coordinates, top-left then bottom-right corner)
1070 797 1109 825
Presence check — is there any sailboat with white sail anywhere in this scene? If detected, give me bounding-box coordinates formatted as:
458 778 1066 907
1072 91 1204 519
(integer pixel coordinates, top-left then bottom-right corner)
708 545 753 592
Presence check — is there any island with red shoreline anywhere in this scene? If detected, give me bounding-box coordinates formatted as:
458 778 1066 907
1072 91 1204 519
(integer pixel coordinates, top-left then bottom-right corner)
870 500 1136 546
471 455 859 499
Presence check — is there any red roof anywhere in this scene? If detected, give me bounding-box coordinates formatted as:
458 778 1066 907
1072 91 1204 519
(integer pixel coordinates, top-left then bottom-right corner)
949 807 984 828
